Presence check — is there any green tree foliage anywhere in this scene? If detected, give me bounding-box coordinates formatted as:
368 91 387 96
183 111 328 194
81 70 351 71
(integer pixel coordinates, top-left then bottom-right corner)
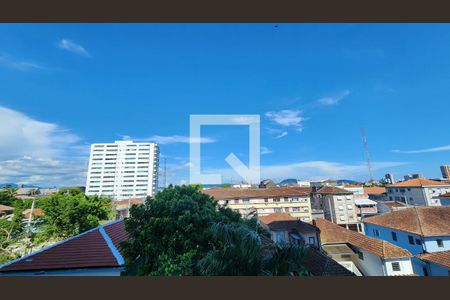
0 187 18 206
121 185 307 276
38 188 113 239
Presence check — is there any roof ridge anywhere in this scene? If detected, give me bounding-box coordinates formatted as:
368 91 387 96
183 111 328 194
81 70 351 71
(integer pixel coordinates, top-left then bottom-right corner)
414 207 425 236
0 218 123 270
99 226 125 266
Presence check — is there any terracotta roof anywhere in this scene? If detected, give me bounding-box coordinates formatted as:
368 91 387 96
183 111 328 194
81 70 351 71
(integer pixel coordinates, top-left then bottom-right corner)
259 212 296 225
203 187 312 200
382 201 407 209
259 236 354 276
313 186 353 195
388 178 450 187
364 187 386 195
300 246 356 276
364 207 450 237
315 219 411 259
0 204 14 212
0 219 127 273
115 198 144 210
267 220 319 234
22 208 45 218
417 250 450 269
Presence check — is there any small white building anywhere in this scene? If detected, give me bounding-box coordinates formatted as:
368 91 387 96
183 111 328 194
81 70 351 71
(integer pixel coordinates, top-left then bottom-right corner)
385 178 450 206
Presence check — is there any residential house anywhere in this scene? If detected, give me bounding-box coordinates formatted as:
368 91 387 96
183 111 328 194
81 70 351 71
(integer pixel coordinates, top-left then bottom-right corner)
259 232 354 276
376 201 408 214
22 208 45 219
385 178 450 206
342 185 366 198
354 198 378 221
204 187 313 222
437 192 450 206
0 219 127 276
364 207 450 255
311 186 359 231
315 218 414 276
364 207 450 275
0 204 14 217
259 179 277 189
364 187 387 201
415 250 450 276
115 197 144 218
259 213 320 248
16 188 39 200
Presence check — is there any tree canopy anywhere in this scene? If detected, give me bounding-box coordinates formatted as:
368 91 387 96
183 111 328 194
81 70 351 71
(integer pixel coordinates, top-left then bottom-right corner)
121 185 307 276
37 188 114 239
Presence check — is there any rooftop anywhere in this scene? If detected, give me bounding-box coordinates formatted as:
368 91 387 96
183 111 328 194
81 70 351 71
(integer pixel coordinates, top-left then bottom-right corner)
364 187 386 195
259 212 296 225
115 198 144 211
417 250 450 269
354 198 378 206
313 186 353 195
315 218 411 259
388 178 450 188
266 220 319 234
203 186 312 200
0 219 127 274
300 246 355 276
364 206 450 237
0 204 14 212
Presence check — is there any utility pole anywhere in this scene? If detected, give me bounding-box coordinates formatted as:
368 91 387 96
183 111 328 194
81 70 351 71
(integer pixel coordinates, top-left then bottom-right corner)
361 128 374 182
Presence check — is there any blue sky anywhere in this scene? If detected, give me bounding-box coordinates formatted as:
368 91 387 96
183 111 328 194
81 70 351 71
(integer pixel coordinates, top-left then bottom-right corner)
1 23 450 187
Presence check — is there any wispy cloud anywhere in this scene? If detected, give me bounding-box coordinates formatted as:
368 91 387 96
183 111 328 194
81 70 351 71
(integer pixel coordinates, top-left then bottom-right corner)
392 144 450 154
0 53 43 71
121 134 216 145
57 39 90 57
318 90 350 106
275 131 288 139
265 110 305 132
261 147 272 155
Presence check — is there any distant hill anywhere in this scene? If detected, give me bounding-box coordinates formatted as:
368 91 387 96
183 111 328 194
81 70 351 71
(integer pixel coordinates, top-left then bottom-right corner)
336 179 361 185
0 183 40 188
279 178 298 186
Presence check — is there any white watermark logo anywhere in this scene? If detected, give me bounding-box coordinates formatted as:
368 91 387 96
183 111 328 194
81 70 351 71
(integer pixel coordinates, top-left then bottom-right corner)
189 115 260 185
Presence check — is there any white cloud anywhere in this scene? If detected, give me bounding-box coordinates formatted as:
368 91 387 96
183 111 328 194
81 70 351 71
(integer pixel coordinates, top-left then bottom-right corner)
124 135 216 145
0 106 80 160
0 156 87 187
392 144 450 154
265 110 304 132
275 131 288 139
260 147 272 155
0 53 43 71
57 39 90 57
318 90 350 106
0 106 85 186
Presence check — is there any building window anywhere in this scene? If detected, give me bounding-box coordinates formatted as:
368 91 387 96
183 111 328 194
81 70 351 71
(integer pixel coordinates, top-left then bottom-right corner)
389 196 393 201
275 232 284 243
308 237 315 245
408 236 414 245
373 229 380 237
338 205 344 211
243 198 249 203
391 262 401 272
339 215 345 221
415 239 422 245
392 232 397 241
437 239 444 248
264 198 268 203
347 204 353 210
357 252 364 260
422 267 428 276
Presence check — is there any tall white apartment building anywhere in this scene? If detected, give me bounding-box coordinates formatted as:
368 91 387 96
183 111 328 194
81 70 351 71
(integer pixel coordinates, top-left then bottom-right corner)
85 141 159 200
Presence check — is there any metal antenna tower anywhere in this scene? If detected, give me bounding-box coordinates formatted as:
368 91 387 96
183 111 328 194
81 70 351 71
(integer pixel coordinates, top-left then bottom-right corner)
361 128 374 182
